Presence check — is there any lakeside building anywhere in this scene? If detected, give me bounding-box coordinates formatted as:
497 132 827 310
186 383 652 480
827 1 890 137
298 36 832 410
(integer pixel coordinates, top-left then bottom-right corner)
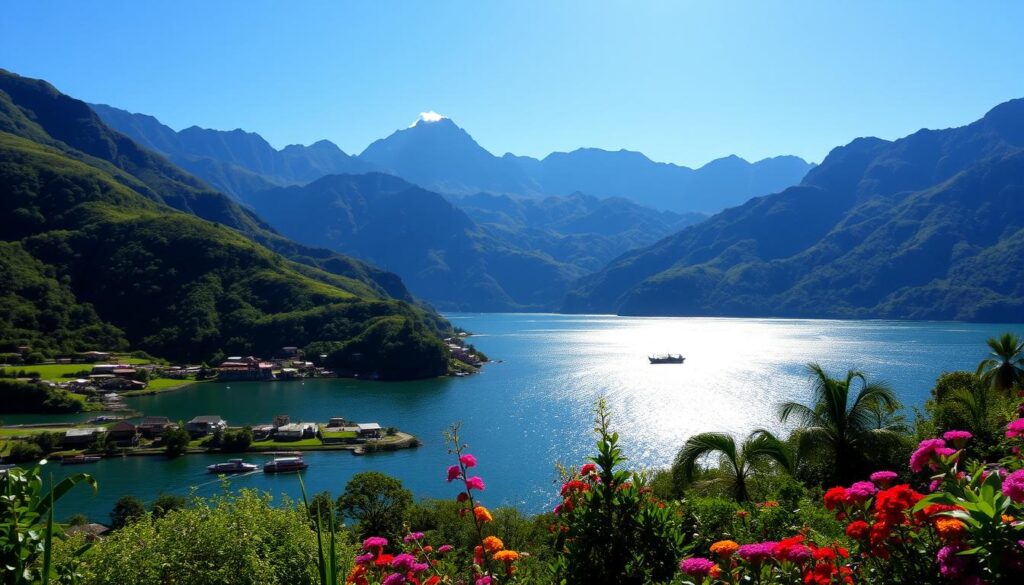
217 356 275 381
137 416 174 438
356 423 383 439
62 427 105 448
107 421 139 447
275 422 317 441
185 415 227 436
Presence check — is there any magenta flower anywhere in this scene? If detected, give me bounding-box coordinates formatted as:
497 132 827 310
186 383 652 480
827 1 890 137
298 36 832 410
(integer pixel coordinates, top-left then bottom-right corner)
362 536 388 551
870 470 898 487
382 573 406 585
475 577 492 585
937 545 967 578
403 532 424 543
465 476 485 491
846 481 877 503
1007 418 1024 438
355 553 374 565
737 542 776 563
942 430 972 446
1002 469 1024 503
447 465 461 482
460 453 478 468
910 438 950 472
391 553 417 572
679 557 716 576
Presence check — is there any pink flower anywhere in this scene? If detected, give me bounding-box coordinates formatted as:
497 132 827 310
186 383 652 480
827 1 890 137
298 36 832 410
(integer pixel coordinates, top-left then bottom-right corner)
1003 469 1024 503
437 544 453 554
870 471 898 487
679 557 716 576
937 546 967 578
737 542 776 563
465 476 485 491
1007 418 1024 438
475 577 492 585
447 465 461 482
391 553 417 572
362 536 388 551
460 454 478 468
910 438 951 472
382 573 406 585
942 430 972 446
846 481 877 503
355 553 375 565
403 532 424 543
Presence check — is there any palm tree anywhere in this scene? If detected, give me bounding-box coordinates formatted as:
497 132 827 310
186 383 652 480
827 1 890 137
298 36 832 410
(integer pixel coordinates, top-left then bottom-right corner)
976 333 1024 392
672 429 793 502
779 363 904 484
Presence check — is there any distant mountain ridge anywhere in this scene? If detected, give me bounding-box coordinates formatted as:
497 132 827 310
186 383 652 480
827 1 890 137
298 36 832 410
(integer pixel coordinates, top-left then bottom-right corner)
92 105 813 214
564 98 1024 321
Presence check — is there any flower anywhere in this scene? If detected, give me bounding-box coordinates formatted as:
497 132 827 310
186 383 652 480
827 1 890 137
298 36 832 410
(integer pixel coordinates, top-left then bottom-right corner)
845 481 877 503
823 486 848 511
456 492 469 503
774 535 811 563
845 520 869 539
374 554 395 568
483 535 504 552
466 476 486 491
475 577 492 585
382 573 405 585
437 544 453 554
935 518 967 541
870 471 898 487
679 557 716 576
473 506 493 522
424 577 440 585
1007 418 1024 438
362 536 388 551
1002 469 1024 503
391 553 417 572
460 453 478 468
403 532 424 543
447 465 461 482
709 540 739 557
737 542 776 563
493 550 520 562
354 553 375 565
910 438 952 472
874 484 923 525
579 463 597 476
942 430 972 446
937 545 967 578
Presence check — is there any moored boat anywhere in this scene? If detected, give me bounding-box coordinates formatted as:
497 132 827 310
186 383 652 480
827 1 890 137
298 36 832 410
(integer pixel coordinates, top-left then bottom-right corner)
263 456 307 473
648 354 685 364
207 459 258 474
62 455 101 465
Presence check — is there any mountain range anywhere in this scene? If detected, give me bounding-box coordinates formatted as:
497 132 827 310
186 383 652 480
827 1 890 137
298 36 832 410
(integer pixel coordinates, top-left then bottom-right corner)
91 105 813 214
564 99 1024 321
0 69 451 378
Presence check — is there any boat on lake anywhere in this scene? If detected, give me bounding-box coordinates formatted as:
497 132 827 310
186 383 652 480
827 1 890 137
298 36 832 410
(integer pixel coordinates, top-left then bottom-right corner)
263 456 308 473
62 455 101 465
207 459 258 474
648 354 685 364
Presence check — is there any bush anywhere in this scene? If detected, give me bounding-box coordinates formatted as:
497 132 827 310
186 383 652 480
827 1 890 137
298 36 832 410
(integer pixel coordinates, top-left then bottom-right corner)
0 379 83 413
5 440 44 463
220 427 253 452
336 471 413 542
162 424 190 457
151 493 186 519
109 495 146 529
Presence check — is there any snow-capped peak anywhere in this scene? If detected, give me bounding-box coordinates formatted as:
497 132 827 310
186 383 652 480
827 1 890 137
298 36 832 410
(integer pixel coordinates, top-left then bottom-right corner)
410 111 448 127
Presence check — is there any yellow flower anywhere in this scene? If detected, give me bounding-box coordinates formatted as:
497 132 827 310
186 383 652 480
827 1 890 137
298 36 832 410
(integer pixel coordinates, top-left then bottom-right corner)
710 540 740 557
483 535 504 552
473 506 493 523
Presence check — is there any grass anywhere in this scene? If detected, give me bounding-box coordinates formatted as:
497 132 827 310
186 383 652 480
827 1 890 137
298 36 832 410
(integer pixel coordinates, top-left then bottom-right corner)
0 364 94 380
320 429 357 439
121 377 199 396
250 438 323 449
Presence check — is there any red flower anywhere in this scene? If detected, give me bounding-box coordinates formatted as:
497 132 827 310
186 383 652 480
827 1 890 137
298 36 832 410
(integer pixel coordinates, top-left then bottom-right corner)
845 520 869 539
823 487 849 512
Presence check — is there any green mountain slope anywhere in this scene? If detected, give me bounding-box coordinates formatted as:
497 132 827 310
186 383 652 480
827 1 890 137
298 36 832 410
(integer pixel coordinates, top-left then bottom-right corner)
0 73 450 378
244 173 585 311
564 99 1024 321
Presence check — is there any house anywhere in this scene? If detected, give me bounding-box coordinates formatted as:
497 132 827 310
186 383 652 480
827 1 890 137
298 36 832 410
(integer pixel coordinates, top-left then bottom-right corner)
217 356 275 381
275 422 317 441
185 415 227 436
138 417 173 438
326 417 348 428
63 427 105 448
252 424 275 440
107 421 139 447
66 523 110 541
278 368 299 379
356 423 383 439
79 351 111 362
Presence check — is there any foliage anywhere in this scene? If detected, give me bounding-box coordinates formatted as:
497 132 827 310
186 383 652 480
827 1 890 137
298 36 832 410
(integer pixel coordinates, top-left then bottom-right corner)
780 363 907 484
149 493 185 519
161 424 191 457
5 441 44 463
0 463 95 584
976 332 1024 392
336 472 413 543
0 380 83 414
108 496 145 530
219 427 253 452
673 429 793 502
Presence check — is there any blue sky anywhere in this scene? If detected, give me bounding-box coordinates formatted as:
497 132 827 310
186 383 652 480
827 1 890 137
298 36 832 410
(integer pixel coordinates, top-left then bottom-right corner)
3 1 1023 166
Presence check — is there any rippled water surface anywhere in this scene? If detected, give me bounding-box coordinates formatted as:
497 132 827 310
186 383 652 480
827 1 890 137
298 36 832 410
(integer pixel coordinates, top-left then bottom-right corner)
30 314 1022 520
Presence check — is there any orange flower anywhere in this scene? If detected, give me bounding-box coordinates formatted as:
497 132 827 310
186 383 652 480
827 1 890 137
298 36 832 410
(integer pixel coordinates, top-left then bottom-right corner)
483 535 504 552
935 518 966 540
710 540 740 557
710 563 722 579
493 550 520 562
474 506 493 523
760 500 780 508
1002 514 1015 523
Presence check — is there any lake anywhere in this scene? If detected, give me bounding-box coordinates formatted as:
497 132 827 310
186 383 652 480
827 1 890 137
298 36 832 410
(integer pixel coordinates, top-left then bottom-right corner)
29 313 1023 521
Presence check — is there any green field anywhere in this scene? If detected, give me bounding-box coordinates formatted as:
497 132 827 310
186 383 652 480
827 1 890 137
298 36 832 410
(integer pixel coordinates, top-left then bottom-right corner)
0 363 94 380
122 377 198 395
250 437 323 449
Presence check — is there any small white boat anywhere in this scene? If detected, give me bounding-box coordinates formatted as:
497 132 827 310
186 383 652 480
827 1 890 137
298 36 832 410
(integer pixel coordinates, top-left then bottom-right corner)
263 456 308 473
207 459 258 474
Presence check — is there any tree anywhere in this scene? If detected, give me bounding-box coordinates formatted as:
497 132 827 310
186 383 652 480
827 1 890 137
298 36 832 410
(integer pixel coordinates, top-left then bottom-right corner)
5 440 43 463
336 471 412 541
110 495 146 529
220 427 253 452
150 493 186 519
672 430 793 502
976 332 1024 392
779 363 905 484
307 491 337 529
66 513 89 527
162 424 190 457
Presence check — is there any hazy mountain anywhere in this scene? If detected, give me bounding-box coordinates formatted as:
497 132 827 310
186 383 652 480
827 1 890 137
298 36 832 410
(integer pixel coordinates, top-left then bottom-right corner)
564 98 1024 321
0 70 450 376
452 192 705 272
90 103 378 196
244 173 586 311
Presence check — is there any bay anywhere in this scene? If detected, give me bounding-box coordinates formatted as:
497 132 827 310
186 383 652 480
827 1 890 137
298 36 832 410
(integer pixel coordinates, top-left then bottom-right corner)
31 314 1022 521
